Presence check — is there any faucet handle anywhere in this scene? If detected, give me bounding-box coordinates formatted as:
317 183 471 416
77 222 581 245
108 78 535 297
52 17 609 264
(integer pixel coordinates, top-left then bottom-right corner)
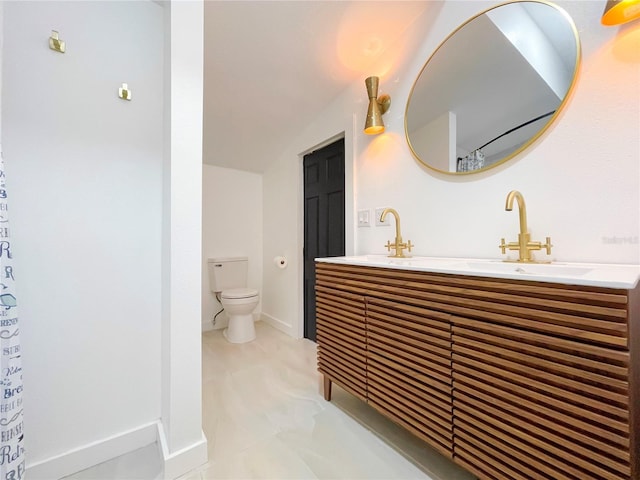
499 238 507 254
406 240 413 253
543 236 553 255
385 240 393 252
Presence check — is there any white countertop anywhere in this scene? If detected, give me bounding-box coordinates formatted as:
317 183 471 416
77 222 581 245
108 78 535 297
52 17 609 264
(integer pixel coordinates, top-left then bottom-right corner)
316 255 640 289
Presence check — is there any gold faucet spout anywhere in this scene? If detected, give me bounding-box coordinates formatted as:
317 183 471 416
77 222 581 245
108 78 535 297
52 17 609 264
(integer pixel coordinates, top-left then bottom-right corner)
380 208 402 242
505 190 528 238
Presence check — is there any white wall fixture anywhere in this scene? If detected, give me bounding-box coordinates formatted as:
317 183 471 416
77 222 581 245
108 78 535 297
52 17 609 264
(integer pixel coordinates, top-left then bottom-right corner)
363 76 391 135
118 83 132 101
48 30 65 53
357 209 371 227
274 256 288 269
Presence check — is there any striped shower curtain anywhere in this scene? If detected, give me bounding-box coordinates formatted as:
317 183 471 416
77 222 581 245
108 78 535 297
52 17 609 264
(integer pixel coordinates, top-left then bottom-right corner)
0 148 25 480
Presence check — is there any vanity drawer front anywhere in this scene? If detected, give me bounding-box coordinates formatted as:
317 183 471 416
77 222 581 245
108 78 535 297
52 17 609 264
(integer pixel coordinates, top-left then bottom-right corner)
316 287 366 401
367 359 453 458
316 263 629 348
452 317 631 480
367 299 451 379
366 298 453 458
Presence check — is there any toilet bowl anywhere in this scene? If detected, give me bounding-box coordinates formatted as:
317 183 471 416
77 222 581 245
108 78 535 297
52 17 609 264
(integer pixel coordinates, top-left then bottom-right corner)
207 257 260 344
221 287 259 343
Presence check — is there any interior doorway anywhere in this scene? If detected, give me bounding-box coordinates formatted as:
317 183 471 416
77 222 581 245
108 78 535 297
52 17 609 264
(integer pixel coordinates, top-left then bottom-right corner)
302 138 345 342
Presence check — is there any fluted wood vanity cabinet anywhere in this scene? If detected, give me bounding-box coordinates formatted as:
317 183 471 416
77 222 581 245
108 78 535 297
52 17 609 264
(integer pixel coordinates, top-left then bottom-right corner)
366 297 453 458
316 286 367 401
315 261 640 480
451 284 634 480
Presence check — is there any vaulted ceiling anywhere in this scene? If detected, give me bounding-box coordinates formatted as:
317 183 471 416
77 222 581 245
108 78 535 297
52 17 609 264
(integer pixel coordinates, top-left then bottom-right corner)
202 1 434 173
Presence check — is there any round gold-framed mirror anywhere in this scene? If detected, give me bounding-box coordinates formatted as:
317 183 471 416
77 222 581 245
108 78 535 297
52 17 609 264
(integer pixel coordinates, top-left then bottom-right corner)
405 1 580 175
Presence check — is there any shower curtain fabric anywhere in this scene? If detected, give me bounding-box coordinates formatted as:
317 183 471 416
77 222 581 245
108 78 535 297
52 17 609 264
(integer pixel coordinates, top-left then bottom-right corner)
0 147 25 480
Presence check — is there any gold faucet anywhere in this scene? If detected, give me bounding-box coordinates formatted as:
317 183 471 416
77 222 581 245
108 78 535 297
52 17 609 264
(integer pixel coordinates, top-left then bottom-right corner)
500 190 552 263
380 208 413 258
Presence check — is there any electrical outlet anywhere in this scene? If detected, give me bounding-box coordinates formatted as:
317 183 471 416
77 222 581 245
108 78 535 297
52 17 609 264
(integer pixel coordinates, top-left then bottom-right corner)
357 209 371 227
375 208 391 226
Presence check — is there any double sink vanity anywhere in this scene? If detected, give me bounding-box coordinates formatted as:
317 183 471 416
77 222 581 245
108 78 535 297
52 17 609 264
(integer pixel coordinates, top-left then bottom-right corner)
314 252 640 480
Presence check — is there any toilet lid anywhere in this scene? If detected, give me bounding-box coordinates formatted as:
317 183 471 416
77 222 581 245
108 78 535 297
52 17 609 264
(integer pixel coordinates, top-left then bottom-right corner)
222 288 258 299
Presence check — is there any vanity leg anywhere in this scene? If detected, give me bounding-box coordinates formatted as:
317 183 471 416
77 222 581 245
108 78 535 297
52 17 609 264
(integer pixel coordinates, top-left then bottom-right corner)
323 375 332 401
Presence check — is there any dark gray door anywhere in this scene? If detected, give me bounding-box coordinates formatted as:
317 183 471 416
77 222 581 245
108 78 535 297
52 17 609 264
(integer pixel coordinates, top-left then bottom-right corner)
303 138 345 342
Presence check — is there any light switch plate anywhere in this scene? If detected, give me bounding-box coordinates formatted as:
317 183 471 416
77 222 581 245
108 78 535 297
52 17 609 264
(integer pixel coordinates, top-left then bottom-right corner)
357 209 371 227
375 208 391 226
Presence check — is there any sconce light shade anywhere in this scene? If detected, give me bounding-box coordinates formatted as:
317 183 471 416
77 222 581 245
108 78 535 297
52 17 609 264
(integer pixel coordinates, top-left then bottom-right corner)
602 0 640 25
364 76 391 135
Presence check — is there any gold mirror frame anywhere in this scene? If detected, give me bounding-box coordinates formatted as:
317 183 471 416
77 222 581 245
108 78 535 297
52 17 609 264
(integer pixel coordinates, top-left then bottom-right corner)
405 1 581 175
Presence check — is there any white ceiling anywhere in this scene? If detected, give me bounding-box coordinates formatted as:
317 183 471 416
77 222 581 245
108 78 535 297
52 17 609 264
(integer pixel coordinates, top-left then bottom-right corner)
202 1 433 173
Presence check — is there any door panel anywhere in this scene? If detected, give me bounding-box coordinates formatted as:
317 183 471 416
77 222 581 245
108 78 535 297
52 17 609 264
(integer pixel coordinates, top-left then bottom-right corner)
303 138 345 341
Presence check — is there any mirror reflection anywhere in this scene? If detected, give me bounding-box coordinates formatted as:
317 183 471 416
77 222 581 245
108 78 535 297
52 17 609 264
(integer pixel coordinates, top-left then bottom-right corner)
405 1 580 174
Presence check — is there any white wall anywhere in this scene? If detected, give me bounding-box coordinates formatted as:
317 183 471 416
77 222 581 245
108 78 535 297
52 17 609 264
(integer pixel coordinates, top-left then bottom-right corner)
261 154 304 336
2 0 163 474
2 2 207 478
262 1 640 337
262 124 356 338
202 165 263 331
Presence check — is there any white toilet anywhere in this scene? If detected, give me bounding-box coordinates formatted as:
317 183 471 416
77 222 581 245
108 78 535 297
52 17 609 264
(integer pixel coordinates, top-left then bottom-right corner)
207 257 259 343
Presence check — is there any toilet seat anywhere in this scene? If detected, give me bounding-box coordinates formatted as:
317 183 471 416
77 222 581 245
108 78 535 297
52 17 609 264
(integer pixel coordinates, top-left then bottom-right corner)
221 288 259 300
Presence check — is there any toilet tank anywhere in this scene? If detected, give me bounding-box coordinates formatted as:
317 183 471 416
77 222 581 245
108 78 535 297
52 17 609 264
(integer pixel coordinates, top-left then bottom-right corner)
208 257 248 293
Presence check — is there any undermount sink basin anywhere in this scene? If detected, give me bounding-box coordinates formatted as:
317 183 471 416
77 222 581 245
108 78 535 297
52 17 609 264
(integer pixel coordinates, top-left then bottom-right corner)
464 261 593 277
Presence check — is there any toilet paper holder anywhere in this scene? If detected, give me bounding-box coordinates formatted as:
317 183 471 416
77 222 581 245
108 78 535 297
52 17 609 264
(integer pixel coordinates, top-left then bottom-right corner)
274 256 288 269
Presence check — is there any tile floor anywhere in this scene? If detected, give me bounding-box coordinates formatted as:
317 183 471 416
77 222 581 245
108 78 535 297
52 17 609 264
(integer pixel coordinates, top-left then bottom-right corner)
65 444 163 480
67 322 475 480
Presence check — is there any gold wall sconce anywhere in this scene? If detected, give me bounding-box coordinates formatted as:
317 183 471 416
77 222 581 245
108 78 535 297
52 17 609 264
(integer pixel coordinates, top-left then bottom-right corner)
364 76 391 135
49 30 65 53
602 0 640 25
118 83 132 101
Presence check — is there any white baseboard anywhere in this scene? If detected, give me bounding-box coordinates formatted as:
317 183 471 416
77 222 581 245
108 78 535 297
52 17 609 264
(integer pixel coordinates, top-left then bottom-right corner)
260 312 294 337
25 421 208 480
156 423 208 479
25 421 158 479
